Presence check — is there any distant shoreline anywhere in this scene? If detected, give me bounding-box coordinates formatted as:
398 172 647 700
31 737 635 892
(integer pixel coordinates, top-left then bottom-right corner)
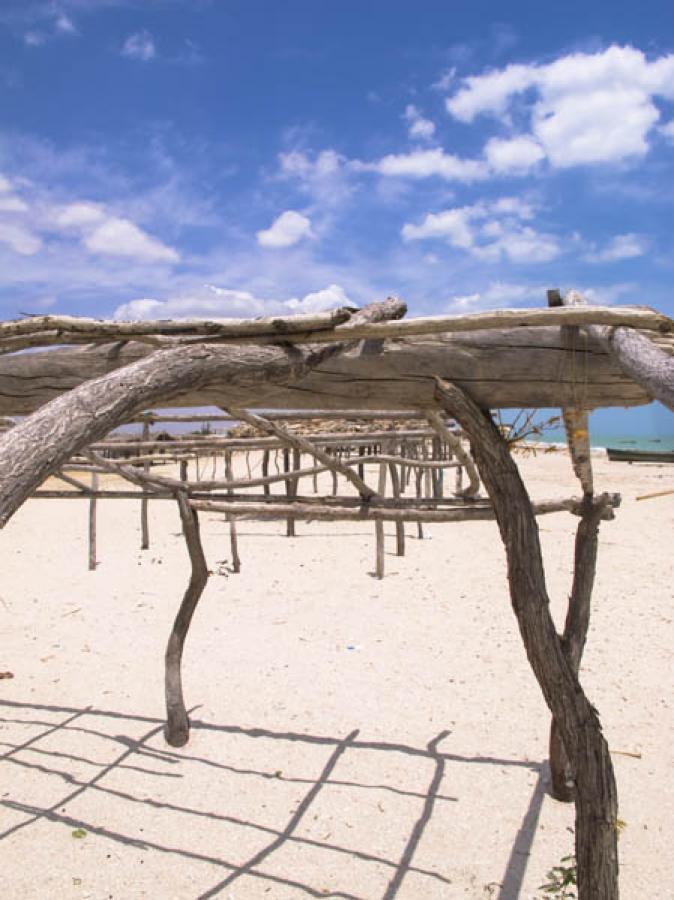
525 430 674 453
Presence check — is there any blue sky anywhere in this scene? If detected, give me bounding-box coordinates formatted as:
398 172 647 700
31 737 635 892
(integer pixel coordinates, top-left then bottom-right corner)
0 0 673 434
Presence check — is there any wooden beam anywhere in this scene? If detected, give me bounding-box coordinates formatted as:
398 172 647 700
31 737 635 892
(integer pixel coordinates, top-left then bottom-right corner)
0 325 665 417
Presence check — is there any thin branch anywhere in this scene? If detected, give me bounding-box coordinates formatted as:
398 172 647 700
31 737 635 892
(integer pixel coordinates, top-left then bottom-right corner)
221 407 377 501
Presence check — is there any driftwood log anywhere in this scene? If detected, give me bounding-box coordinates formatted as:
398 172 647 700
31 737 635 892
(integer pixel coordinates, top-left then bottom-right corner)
1 324 671 418
435 377 619 900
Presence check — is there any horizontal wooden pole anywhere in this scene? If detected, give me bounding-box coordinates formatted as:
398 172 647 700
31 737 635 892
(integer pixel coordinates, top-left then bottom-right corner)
88 428 441 452
29 490 618 522
129 409 431 424
190 495 619 522
231 305 672 345
2 306 670 355
0 306 355 341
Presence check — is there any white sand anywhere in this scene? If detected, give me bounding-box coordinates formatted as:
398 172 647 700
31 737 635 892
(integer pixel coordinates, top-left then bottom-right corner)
1 450 672 899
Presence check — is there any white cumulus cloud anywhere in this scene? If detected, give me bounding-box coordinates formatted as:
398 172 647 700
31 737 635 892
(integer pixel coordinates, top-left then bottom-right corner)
85 218 179 263
446 45 674 168
257 210 313 248
484 135 545 173
53 202 106 228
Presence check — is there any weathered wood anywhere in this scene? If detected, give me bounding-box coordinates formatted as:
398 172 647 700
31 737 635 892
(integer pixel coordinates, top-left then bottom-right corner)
547 292 599 797
374 463 387 578
0 326 663 418
87 428 438 453
261 450 270 496
128 409 429 424
435 377 619 900
561 290 674 413
53 470 92 492
141 420 151 549
388 461 405 556
221 407 376 501
0 299 405 527
549 495 611 802
224 450 240 574
2 305 669 353
562 407 593 495
165 493 209 747
283 447 295 537
88 471 98 571
188 495 612 523
427 410 480 497
0 306 355 345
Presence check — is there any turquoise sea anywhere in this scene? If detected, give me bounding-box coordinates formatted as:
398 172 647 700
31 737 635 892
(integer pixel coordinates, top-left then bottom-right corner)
531 429 674 452
519 402 674 452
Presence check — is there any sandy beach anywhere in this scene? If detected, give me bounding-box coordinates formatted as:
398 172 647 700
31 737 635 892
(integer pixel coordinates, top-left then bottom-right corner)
1 448 672 899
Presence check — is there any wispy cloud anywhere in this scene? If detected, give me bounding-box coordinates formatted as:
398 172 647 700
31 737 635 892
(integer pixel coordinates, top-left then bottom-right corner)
362 148 488 182
121 30 156 61
403 105 436 141
447 281 545 310
113 281 352 320
402 197 559 264
584 233 647 263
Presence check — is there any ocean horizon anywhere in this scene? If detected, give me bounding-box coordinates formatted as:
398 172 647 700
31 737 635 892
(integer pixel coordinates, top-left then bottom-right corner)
530 430 674 452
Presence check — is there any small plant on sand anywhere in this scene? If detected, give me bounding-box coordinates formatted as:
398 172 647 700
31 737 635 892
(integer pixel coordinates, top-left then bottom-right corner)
537 821 626 899
536 855 577 898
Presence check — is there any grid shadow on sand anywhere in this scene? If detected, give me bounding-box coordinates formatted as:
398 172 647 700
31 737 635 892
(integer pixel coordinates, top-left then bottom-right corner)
0 699 546 899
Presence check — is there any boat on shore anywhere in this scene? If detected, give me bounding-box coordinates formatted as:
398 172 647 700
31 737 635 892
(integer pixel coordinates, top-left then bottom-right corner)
607 446 674 463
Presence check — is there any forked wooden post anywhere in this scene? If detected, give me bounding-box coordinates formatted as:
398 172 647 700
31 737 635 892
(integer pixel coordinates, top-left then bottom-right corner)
548 289 605 801
549 495 611 801
165 492 209 747
435 377 619 900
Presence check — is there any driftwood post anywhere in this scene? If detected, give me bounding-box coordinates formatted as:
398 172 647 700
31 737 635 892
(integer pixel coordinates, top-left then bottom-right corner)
283 448 295 536
224 449 241 574
261 450 271 496
414 465 424 539
88 470 98 570
165 492 209 747
547 288 607 801
374 461 387 578
141 418 150 549
388 461 405 556
435 377 619 900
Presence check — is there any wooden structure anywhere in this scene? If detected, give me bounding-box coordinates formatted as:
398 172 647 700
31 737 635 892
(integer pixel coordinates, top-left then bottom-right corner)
1 291 673 900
